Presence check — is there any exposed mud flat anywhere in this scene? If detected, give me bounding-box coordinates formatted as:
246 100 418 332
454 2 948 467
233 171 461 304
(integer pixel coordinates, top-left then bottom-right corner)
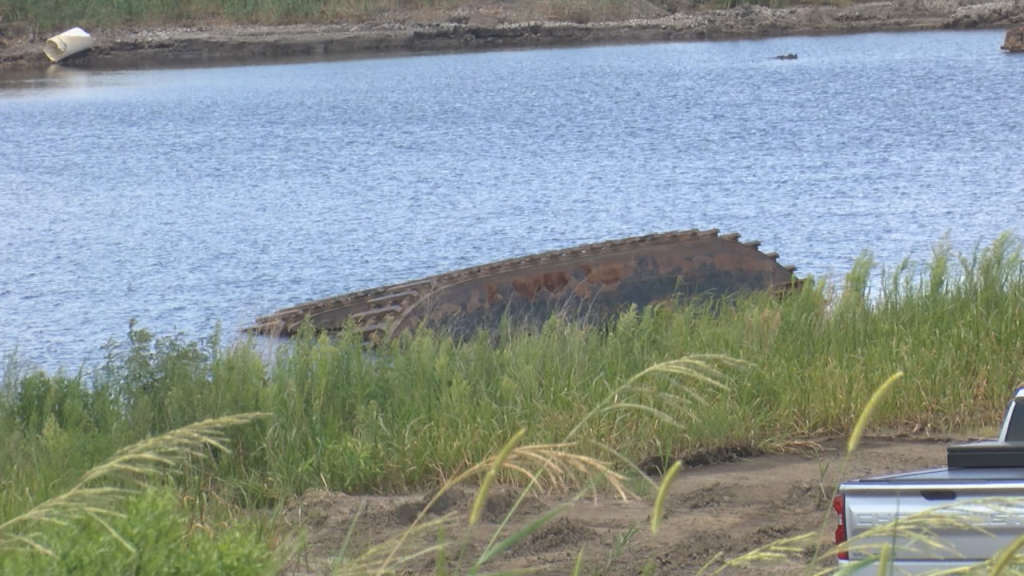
0 0 1021 70
279 437 956 575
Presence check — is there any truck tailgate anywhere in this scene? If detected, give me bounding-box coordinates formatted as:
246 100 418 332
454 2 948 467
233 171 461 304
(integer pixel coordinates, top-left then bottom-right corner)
842 467 1024 561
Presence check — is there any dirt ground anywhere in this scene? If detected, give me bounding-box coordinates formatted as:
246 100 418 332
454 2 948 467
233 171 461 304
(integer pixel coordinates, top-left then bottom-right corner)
278 436 961 575
0 0 1021 70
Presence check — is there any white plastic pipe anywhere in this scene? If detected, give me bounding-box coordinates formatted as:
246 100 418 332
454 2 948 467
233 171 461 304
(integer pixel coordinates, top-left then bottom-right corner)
44 27 94 63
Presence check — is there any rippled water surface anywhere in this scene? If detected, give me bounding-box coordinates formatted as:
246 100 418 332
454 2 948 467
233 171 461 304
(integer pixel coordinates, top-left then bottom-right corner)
3 29 1023 370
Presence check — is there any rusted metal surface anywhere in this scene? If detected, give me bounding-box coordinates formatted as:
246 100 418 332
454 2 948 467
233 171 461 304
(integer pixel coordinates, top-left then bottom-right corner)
1003 26 1024 53
245 229 802 342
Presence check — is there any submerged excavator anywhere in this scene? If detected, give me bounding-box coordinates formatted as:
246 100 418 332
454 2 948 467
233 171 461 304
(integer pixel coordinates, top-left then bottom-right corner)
1003 26 1024 53
245 229 803 343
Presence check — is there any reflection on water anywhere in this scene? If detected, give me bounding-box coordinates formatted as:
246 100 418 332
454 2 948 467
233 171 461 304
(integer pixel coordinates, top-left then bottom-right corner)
1 64 118 95
1 29 1023 371
44 64 92 79
42 64 93 91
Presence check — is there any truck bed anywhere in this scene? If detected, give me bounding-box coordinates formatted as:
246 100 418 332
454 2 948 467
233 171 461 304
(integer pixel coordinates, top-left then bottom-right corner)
846 466 1024 487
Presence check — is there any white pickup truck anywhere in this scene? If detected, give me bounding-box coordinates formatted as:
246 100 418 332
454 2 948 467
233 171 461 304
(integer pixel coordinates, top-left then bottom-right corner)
834 388 1024 575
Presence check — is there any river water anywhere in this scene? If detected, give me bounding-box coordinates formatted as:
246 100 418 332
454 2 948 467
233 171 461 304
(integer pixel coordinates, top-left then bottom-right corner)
2 29 1022 371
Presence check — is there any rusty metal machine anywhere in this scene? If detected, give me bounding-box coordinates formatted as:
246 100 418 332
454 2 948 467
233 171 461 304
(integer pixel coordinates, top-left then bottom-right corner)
245 229 802 342
1003 26 1024 53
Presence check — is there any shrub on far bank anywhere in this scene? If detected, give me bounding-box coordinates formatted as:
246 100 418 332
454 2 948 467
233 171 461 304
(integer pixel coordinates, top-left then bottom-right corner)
4 0 868 32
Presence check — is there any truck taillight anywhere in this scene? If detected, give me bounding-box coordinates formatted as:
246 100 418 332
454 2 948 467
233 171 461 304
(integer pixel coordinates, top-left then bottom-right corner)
833 494 849 560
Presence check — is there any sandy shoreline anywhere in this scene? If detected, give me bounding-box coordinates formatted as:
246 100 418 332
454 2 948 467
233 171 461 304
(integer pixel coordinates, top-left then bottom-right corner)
0 0 1020 71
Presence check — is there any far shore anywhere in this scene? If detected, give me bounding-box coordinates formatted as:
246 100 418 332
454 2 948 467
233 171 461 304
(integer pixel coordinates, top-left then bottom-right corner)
0 0 1020 71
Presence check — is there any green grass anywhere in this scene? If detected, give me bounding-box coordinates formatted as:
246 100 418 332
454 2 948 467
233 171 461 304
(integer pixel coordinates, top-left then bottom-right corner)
0 413 280 576
1 0 403 30
0 487 278 576
2 234 1023 524
2 233 1024 573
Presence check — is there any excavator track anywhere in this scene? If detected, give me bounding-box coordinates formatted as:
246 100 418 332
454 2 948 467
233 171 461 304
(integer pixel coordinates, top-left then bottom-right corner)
1003 25 1024 52
245 229 802 342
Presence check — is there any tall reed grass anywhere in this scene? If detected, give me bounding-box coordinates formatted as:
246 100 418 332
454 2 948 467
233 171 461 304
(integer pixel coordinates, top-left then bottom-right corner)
1 234 1022 523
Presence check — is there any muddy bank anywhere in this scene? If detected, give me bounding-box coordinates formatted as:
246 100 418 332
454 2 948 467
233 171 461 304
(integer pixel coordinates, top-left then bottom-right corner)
1 0 1021 70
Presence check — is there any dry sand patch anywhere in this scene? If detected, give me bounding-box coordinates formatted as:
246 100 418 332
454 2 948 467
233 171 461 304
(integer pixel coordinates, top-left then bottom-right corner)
281 437 952 575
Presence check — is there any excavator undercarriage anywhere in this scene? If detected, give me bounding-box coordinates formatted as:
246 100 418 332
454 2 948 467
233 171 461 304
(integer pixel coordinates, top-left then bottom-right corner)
245 229 803 342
